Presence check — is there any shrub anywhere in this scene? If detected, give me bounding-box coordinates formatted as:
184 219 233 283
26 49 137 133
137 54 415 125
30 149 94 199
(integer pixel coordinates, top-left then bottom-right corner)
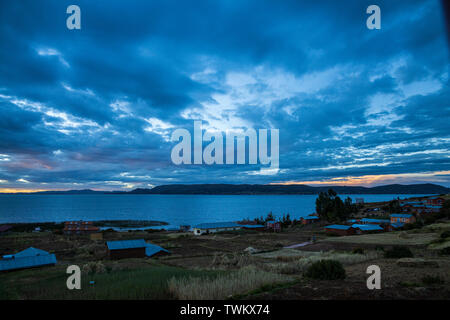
304 260 346 280
439 247 450 256
82 261 106 275
384 246 413 259
352 248 364 254
422 275 445 285
374 245 384 251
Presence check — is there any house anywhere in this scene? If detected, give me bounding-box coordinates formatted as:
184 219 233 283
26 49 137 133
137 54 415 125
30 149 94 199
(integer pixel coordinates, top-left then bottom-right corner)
426 197 444 206
387 222 404 231
300 216 319 225
324 225 355 236
401 201 425 212
351 224 384 234
145 243 170 258
10 247 49 258
266 220 282 232
408 205 441 215
179 225 191 232
64 221 100 234
192 222 241 235
360 218 390 225
106 239 170 259
241 224 265 231
64 225 100 235
65 220 94 226
106 239 147 259
0 247 56 272
390 214 416 224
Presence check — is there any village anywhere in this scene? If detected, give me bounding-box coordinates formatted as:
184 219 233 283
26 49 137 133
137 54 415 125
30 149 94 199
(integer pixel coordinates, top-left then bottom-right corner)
0 194 449 299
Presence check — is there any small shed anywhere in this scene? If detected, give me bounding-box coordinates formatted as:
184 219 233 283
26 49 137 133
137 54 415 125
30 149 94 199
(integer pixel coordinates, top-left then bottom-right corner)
266 220 281 232
106 239 147 259
324 225 355 236
145 243 170 258
387 222 404 231
300 216 319 225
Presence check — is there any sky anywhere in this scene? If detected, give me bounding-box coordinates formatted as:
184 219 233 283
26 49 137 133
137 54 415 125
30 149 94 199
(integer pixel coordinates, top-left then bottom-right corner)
0 0 449 192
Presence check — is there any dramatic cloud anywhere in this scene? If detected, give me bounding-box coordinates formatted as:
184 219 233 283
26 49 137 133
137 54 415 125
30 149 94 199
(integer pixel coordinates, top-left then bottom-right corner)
0 0 449 191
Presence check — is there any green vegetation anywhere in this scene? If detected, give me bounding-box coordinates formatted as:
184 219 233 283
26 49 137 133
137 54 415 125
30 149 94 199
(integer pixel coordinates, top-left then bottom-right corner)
440 230 450 239
383 199 402 214
384 246 413 259
167 266 291 300
352 248 364 254
399 281 421 288
439 247 450 256
304 260 346 280
440 200 450 219
323 231 437 246
315 189 357 222
261 250 380 275
0 262 222 300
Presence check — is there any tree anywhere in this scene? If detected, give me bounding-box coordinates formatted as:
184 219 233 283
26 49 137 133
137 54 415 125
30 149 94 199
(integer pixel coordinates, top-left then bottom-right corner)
281 213 292 226
315 189 354 222
385 200 401 213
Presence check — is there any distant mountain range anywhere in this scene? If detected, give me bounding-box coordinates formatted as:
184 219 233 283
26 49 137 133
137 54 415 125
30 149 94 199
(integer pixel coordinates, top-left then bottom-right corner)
18 183 450 195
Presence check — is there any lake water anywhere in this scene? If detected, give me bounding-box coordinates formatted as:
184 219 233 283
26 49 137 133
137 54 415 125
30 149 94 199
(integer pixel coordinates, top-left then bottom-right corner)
0 194 433 227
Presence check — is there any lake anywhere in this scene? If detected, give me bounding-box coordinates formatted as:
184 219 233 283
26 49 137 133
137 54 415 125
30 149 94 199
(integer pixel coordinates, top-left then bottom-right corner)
0 194 433 227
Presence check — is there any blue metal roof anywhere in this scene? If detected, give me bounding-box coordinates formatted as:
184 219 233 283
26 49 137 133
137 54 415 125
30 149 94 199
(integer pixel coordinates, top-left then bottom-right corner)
390 222 404 228
351 224 383 231
391 214 414 218
361 218 390 224
0 254 56 272
145 243 170 257
324 224 351 230
241 224 265 228
106 239 147 250
14 247 50 258
193 222 241 229
302 216 319 220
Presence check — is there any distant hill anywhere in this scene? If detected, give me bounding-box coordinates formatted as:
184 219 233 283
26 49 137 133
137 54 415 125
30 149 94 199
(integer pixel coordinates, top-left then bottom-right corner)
17 183 450 195
128 183 450 195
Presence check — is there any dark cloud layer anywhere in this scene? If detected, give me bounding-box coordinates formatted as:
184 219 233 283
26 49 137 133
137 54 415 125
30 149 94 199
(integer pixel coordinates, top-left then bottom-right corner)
0 0 449 190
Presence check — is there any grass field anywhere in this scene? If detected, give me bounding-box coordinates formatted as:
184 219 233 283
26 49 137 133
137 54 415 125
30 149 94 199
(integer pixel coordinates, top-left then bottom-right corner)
322 232 438 246
0 260 223 300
